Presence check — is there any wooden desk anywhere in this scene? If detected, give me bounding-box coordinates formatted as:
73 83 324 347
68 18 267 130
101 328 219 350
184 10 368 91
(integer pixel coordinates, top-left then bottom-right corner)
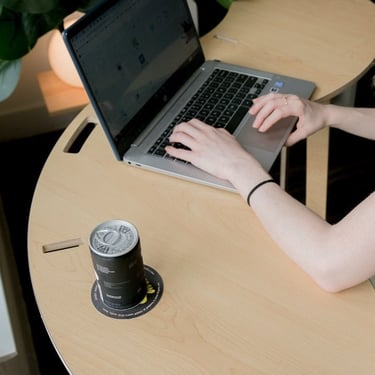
28 1 375 374
29 105 375 374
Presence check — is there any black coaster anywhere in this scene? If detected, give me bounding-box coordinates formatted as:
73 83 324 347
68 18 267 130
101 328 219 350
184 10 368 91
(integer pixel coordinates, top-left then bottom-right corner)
91 265 163 319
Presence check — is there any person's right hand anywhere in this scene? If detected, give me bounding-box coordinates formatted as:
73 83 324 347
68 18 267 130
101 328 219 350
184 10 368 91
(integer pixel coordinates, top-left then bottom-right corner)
249 93 328 146
165 119 270 196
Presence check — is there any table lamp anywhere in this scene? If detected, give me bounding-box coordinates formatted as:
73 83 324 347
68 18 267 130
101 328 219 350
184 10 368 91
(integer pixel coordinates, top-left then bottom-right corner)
48 18 83 88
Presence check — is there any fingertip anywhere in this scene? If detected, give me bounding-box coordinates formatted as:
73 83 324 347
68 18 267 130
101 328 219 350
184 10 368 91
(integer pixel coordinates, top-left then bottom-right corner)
251 117 264 130
249 107 256 115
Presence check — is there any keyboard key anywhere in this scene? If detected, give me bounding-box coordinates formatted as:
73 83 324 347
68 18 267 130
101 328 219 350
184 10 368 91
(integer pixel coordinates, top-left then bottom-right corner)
225 106 249 134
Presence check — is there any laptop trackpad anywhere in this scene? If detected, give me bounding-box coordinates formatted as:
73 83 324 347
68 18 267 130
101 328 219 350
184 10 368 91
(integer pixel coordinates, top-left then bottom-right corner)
238 116 297 152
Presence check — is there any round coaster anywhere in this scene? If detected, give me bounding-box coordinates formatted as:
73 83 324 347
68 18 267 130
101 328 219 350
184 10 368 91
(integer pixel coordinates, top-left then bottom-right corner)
91 265 163 319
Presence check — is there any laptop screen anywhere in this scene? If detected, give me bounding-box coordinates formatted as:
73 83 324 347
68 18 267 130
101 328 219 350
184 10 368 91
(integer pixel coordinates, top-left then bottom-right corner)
64 0 204 157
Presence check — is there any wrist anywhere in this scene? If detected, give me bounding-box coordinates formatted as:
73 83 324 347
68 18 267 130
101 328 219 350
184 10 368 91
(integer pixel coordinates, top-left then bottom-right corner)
226 154 271 199
246 178 276 206
324 104 343 128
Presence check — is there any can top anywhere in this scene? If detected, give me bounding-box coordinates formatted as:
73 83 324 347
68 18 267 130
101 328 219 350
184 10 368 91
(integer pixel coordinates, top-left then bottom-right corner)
89 220 139 257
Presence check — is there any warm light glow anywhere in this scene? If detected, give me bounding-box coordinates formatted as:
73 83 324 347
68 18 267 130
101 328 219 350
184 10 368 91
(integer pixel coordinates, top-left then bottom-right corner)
48 18 83 87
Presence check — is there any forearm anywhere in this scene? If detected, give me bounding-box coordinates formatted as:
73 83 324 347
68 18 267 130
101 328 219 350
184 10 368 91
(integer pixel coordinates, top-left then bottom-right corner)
325 105 375 139
242 182 335 290
233 163 374 292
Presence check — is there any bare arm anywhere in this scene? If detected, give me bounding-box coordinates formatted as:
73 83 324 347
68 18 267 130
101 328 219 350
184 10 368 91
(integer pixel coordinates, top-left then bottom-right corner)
324 105 375 139
166 119 375 292
249 178 375 293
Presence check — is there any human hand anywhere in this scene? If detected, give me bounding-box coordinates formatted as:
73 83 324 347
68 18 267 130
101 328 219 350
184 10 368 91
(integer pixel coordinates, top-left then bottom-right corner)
249 93 327 146
165 119 269 193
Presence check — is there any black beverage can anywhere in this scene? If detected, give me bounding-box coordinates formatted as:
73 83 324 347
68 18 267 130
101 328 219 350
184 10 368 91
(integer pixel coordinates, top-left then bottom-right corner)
89 220 147 309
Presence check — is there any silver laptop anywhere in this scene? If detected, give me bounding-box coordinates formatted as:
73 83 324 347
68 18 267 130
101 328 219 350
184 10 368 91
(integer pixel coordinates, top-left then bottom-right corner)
63 0 315 191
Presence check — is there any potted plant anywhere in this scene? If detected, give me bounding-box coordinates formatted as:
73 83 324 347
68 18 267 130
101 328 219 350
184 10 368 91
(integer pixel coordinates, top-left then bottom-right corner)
0 0 101 101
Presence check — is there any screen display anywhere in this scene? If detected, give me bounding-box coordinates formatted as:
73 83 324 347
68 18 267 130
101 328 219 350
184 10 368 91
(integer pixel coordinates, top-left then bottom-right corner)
67 0 202 154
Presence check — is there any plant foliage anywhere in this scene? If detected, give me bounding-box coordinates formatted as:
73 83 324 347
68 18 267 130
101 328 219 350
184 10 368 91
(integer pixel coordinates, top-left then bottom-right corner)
0 0 101 100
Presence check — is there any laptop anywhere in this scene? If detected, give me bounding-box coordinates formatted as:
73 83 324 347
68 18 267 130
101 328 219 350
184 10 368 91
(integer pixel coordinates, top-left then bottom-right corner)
63 0 315 192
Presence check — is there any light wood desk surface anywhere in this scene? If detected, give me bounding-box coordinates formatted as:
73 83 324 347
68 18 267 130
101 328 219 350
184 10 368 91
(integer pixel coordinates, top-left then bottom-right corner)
202 0 375 102
28 1 375 374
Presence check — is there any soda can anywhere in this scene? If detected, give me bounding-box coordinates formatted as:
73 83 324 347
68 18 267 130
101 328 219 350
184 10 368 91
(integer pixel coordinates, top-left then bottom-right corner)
89 220 147 309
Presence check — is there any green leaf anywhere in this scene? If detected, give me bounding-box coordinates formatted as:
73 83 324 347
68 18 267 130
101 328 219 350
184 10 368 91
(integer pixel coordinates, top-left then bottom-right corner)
0 0 59 14
216 0 233 9
0 6 71 59
0 8 31 59
77 0 103 12
0 0 101 15
0 0 103 59
0 58 21 101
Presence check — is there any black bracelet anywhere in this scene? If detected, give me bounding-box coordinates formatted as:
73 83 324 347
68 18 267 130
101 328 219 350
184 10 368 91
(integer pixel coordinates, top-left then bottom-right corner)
246 179 275 206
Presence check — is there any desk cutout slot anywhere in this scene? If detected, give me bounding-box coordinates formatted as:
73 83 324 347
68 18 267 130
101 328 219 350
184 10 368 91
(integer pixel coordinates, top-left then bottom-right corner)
64 121 96 154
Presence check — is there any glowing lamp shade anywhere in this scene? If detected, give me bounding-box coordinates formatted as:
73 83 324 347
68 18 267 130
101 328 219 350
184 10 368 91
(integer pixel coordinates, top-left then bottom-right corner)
48 19 83 87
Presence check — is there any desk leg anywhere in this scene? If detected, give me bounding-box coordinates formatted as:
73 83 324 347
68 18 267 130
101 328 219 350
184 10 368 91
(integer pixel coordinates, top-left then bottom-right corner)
279 146 287 191
306 84 357 219
306 127 330 218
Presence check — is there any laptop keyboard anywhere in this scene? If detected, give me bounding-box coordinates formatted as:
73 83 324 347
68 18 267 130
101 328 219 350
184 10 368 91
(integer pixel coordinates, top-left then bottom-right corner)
148 68 270 161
